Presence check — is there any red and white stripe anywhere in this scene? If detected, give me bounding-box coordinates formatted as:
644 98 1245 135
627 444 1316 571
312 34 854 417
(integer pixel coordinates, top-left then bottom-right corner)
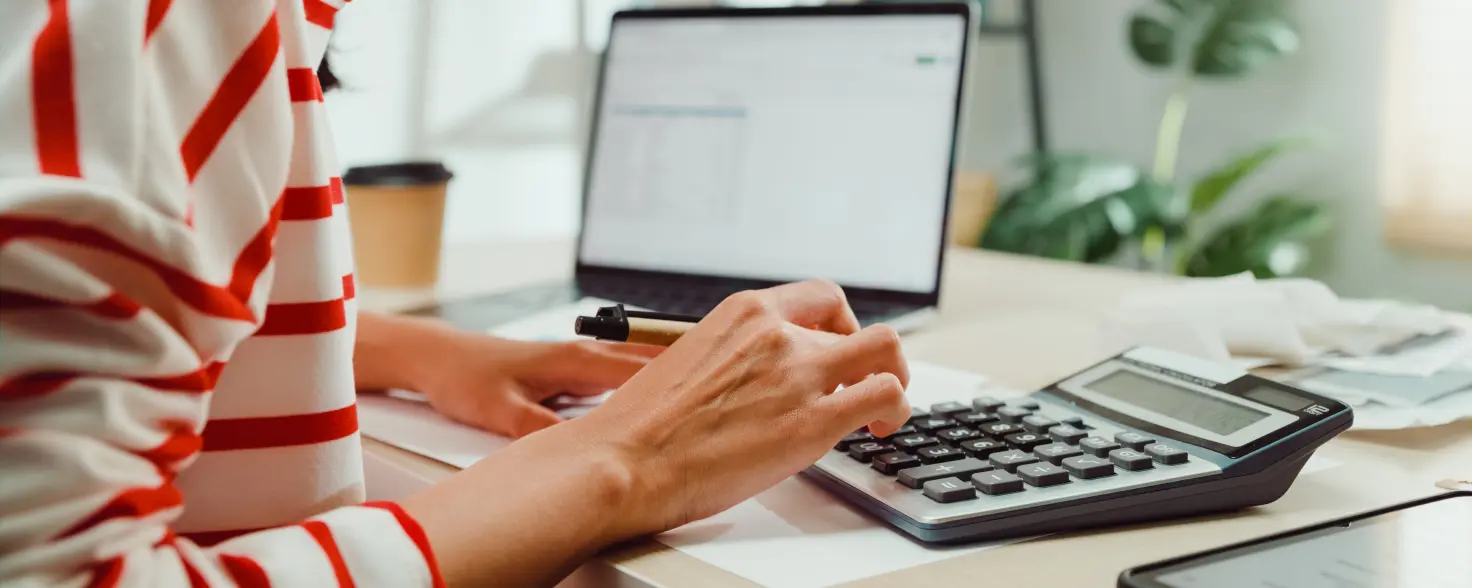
1 1 442 586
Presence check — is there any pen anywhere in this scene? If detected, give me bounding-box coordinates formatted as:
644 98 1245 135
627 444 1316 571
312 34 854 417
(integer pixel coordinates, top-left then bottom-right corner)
574 304 703 346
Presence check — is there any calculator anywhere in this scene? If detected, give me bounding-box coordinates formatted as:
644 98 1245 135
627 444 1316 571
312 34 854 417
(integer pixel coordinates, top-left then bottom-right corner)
806 347 1354 544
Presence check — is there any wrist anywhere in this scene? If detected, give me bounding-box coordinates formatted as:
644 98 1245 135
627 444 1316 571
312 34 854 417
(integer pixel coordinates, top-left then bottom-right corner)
354 312 460 393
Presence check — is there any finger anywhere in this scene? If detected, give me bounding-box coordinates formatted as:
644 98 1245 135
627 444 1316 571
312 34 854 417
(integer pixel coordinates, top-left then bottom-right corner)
506 399 564 438
816 372 910 438
809 324 910 391
545 341 652 391
751 280 861 335
600 342 665 358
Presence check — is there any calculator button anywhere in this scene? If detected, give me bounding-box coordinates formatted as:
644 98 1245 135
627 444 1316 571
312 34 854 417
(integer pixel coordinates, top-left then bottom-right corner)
1021 415 1059 434
980 422 1024 438
988 449 1040 472
972 396 1006 413
1115 432 1156 451
1034 442 1083 465
837 431 875 450
923 478 977 503
929 402 971 419
897 458 995 488
996 406 1032 423
909 407 931 421
875 425 917 440
959 439 1008 459
1109 448 1155 471
937 427 981 444
1144 443 1190 465
849 442 895 462
960 413 999 427
1061 415 1087 428
1004 432 1050 451
916 445 966 464
894 435 940 451
872 452 922 475
1017 462 1070 487
1047 424 1088 444
972 470 1025 495
1062 455 1115 479
915 418 957 433
1079 436 1122 457
1014 400 1042 410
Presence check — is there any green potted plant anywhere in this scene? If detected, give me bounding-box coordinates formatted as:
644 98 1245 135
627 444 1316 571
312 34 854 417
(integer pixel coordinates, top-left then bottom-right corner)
980 0 1329 278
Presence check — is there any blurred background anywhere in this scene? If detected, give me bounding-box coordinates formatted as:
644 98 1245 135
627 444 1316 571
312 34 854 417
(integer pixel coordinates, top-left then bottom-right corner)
322 0 1472 310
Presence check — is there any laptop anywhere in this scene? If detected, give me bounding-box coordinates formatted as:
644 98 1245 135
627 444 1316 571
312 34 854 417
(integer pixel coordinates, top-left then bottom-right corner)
409 3 973 333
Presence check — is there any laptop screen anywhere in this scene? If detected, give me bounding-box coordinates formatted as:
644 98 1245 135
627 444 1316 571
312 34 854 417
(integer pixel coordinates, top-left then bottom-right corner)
578 9 968 295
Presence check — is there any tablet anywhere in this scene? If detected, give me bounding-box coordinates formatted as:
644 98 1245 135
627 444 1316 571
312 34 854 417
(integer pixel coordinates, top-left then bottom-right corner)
1119 491 1472 588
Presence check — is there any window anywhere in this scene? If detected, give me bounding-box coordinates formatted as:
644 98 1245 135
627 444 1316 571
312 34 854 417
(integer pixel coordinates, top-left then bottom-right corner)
1381 0 1472 251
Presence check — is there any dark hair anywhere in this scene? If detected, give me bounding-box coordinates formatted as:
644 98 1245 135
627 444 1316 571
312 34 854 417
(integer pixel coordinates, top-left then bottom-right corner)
318 54 340 92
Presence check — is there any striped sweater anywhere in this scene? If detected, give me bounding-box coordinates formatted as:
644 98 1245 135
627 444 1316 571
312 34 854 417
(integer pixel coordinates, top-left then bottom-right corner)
1 1 442 586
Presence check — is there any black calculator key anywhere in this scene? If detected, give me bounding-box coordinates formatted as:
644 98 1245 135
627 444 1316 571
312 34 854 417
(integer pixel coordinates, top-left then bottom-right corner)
937 427 981 444
897 458 995 488
1079 436 1122 457
1047 424 1088 444
871 451 922 475
1061 415 1087 428
909 407 931 421
971 396 1006 413
1017 462 1070 487
894 434 940 451
1021 415 1059 434
923 478 977 503
1109 448 1155 471
874 425 917 440
1004 432 1050 451
915 418 957 433
848 441 894 462
972 470 1025 495
959 439 1008 459
916 445 966 464
960 413 999 427
1062 455 1115 479
1144 443 1190 465
837 431 875 450
980 422 1024 438
996 406 1032 423
988 449 1040 472
1115 432 1156 451
1033 442 1083 464
929 402 971 419
1015 400 1041 410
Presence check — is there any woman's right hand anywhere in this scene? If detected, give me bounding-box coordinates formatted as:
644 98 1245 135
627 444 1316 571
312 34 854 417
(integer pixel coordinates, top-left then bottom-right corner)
584 280 913 539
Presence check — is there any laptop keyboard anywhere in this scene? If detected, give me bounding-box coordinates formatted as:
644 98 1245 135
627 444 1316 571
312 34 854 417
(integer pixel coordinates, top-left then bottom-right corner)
586 280 909 325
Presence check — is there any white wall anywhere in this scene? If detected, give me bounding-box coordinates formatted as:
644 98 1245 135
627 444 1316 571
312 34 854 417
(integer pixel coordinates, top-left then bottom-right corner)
325 0 1472 310
961 0 1472 310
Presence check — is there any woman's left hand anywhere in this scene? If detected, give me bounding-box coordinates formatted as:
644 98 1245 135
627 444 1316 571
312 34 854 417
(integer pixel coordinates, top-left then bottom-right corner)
355 313 660 438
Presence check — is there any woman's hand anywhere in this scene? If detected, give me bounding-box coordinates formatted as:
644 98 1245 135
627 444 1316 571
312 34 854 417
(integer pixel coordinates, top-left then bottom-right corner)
587 280 912 536
354 313 658 438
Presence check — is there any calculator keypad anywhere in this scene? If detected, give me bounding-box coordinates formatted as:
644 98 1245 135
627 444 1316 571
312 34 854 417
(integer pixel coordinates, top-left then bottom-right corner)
815 395 1224 525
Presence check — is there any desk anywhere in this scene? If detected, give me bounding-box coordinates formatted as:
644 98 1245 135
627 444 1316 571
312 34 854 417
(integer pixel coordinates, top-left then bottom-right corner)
361 240 1472 587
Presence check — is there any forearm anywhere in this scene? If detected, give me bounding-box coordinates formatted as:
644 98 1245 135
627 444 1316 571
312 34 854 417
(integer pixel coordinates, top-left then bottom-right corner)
398 413 647 587
354 311 453 392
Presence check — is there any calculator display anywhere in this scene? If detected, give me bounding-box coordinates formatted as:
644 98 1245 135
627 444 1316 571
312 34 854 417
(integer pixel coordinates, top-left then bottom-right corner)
1087 371 1271 436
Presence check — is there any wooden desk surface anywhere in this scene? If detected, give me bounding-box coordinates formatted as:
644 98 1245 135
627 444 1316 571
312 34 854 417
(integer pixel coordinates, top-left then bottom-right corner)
361 241 1472 587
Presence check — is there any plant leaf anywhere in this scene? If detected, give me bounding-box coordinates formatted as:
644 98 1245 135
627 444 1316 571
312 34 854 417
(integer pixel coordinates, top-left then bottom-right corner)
1190 137 1308 216
1182 195 1330 278
1191 0 1299 77
1129 14 1178 68
982 154 1174 264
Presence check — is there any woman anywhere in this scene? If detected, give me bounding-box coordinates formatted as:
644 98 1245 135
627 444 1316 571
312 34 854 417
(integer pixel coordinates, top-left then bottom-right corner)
0 1 910 586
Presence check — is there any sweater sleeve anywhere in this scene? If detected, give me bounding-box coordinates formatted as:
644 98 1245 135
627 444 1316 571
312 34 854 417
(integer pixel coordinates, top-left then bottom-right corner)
1 1 442 586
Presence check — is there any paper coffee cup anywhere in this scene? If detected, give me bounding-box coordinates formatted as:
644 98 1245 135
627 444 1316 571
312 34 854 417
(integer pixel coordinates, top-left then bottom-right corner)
343 162 453 288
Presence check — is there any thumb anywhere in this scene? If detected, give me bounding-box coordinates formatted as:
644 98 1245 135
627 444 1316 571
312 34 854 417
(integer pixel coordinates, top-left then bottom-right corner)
506 399 564 439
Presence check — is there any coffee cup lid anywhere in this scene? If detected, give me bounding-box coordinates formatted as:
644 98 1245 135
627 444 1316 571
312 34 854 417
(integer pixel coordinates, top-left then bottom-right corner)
343 162 453 186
